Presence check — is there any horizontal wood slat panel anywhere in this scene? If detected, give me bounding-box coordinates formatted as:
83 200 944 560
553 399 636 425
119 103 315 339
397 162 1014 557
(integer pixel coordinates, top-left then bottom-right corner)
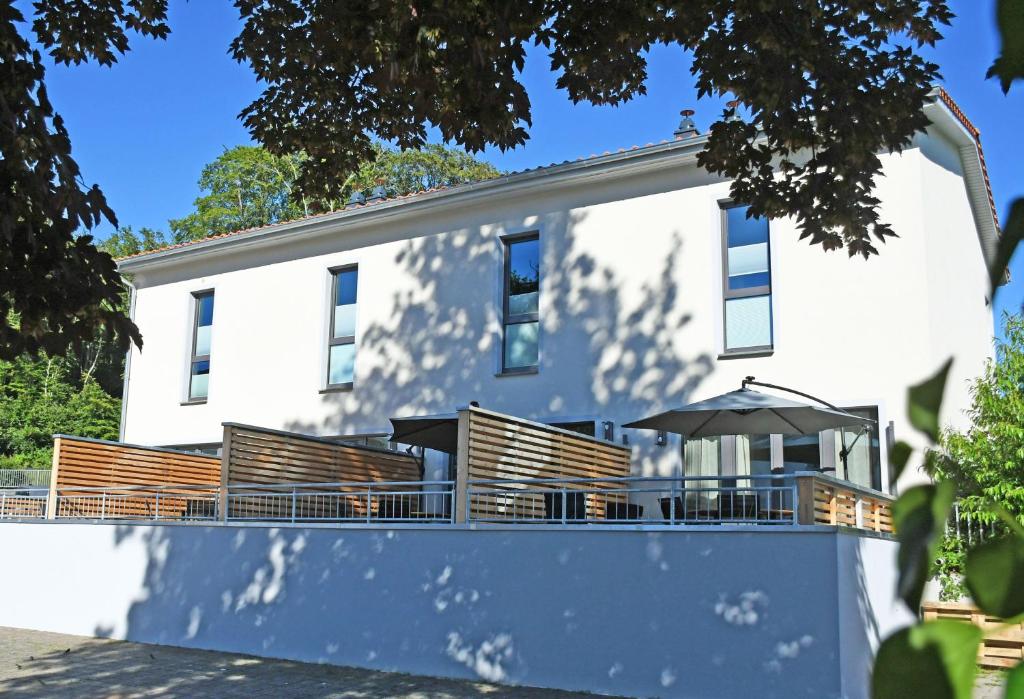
465 407 631 521
922 602 1024 669
807 478 893 533
225 425 421 486
54 438 220 496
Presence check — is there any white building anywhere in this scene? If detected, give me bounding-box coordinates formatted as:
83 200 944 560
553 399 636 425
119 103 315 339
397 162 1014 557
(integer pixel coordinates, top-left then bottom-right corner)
117 89 999 495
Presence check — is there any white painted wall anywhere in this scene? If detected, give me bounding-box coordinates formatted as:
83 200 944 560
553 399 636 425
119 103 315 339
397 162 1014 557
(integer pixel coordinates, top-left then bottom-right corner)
121 131 994 489
0 522 910 699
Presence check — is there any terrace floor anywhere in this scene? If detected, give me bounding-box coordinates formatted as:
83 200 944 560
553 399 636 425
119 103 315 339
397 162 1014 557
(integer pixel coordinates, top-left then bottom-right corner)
0 627 614 698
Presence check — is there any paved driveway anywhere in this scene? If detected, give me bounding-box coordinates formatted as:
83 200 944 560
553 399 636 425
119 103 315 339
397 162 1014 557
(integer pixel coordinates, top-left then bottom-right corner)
0 627 611 699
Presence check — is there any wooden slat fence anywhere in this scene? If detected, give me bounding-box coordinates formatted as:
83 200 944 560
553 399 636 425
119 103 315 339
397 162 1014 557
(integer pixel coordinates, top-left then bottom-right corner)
48 436 220 520
222 423 423 520
922 601 1024 669
460 407 632 521
796 472 894 534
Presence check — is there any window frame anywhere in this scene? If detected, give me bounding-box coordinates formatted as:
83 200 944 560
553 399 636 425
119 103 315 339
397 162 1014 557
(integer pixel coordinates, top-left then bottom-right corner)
720 204 774 354
501 231 541 374
186 289 214 404
325 264 358 390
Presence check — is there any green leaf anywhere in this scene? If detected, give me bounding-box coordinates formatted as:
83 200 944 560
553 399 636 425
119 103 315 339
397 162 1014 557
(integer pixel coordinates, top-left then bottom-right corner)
908 359 953 443
890 440 914 484
893 482 955 611
990 199 1024 298
872 620 982 699
987 0 1024 93
1006 661 1024 698
966 535 1024 619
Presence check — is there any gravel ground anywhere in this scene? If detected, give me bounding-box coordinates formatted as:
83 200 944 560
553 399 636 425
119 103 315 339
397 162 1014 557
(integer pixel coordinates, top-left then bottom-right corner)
0 626 616 699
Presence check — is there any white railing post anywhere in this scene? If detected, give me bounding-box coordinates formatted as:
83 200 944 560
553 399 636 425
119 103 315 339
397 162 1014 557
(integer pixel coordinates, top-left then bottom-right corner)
1 491 5 520
100 492 107 520
366 484 373 523
155 491 160 520
561 487 568 524
291 487 297 524
670 479 678 524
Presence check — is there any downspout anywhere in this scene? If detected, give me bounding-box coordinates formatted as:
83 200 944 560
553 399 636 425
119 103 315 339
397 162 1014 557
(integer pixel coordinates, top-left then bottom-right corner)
118 283 138 442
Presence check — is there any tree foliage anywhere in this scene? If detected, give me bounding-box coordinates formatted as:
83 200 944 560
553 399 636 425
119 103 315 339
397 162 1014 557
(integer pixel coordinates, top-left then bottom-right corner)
925 313 1024 598
168 144 501 244
0 354 120 469
169 146 307 243
0 3 142 361
231 0 951 258
99 226 169 259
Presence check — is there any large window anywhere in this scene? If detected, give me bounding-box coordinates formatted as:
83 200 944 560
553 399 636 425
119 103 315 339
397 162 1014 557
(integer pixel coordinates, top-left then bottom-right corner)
834 407 882 490
188 291 214 401
502 234 540 372
682 408 883 491
327 266 358 388
722 205 773 351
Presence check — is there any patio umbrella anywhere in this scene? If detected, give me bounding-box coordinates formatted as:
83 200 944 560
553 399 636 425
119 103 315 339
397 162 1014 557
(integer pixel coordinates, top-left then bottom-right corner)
622 385 873 437
389 413 459 453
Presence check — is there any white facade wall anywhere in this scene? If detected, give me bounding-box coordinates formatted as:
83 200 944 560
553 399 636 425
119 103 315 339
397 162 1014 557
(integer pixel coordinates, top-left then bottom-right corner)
121 130 994 490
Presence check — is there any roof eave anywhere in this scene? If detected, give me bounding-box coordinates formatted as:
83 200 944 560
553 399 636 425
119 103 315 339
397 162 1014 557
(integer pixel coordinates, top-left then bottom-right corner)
117 137 708 273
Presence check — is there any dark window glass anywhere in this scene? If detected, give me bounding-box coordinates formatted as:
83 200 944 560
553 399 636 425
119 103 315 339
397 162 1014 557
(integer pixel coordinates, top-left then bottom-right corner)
335 270 358 306
196 294 214 327
783 434 821 472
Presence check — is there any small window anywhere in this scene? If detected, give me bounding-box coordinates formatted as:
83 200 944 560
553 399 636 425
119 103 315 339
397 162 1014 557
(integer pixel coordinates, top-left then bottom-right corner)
188 291 214 401
327 267 358 388
502 234 539 372
722 205 772 351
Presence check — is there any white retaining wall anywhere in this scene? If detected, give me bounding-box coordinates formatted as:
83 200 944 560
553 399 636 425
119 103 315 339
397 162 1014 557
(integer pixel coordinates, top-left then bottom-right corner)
0 522 910 698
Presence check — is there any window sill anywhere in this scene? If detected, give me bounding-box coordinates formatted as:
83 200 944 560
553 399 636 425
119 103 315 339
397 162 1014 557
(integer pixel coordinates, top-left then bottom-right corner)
496 366 539 377
718 348 774 360
320 383 354 394
180 399 208 406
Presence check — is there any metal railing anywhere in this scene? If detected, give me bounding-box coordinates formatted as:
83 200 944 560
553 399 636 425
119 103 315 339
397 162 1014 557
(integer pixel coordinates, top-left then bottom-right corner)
0 491 48 519
466 475 798 525
225 481 455 524
55 484 220 522
0 469 51 489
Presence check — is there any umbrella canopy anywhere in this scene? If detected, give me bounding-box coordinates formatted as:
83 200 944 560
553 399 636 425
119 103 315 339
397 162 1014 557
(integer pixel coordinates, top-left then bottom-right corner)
622 387 874 437
389 413 459 453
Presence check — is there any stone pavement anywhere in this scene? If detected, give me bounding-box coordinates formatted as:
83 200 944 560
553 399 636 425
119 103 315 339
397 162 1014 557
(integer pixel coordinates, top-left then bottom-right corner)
0 626 613 699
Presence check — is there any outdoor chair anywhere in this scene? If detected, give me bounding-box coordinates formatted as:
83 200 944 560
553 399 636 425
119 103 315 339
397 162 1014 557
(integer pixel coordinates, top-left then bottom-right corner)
544 491 587 521
374 494 416 520
659 496 686 523
605 502 645 521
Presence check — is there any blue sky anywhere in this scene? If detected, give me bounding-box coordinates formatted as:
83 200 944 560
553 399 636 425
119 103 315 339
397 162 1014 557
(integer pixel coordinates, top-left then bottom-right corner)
34 1 1023 326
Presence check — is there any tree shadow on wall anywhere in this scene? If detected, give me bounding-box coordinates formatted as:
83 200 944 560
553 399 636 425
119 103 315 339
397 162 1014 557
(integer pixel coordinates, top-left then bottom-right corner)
284 203 714 476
